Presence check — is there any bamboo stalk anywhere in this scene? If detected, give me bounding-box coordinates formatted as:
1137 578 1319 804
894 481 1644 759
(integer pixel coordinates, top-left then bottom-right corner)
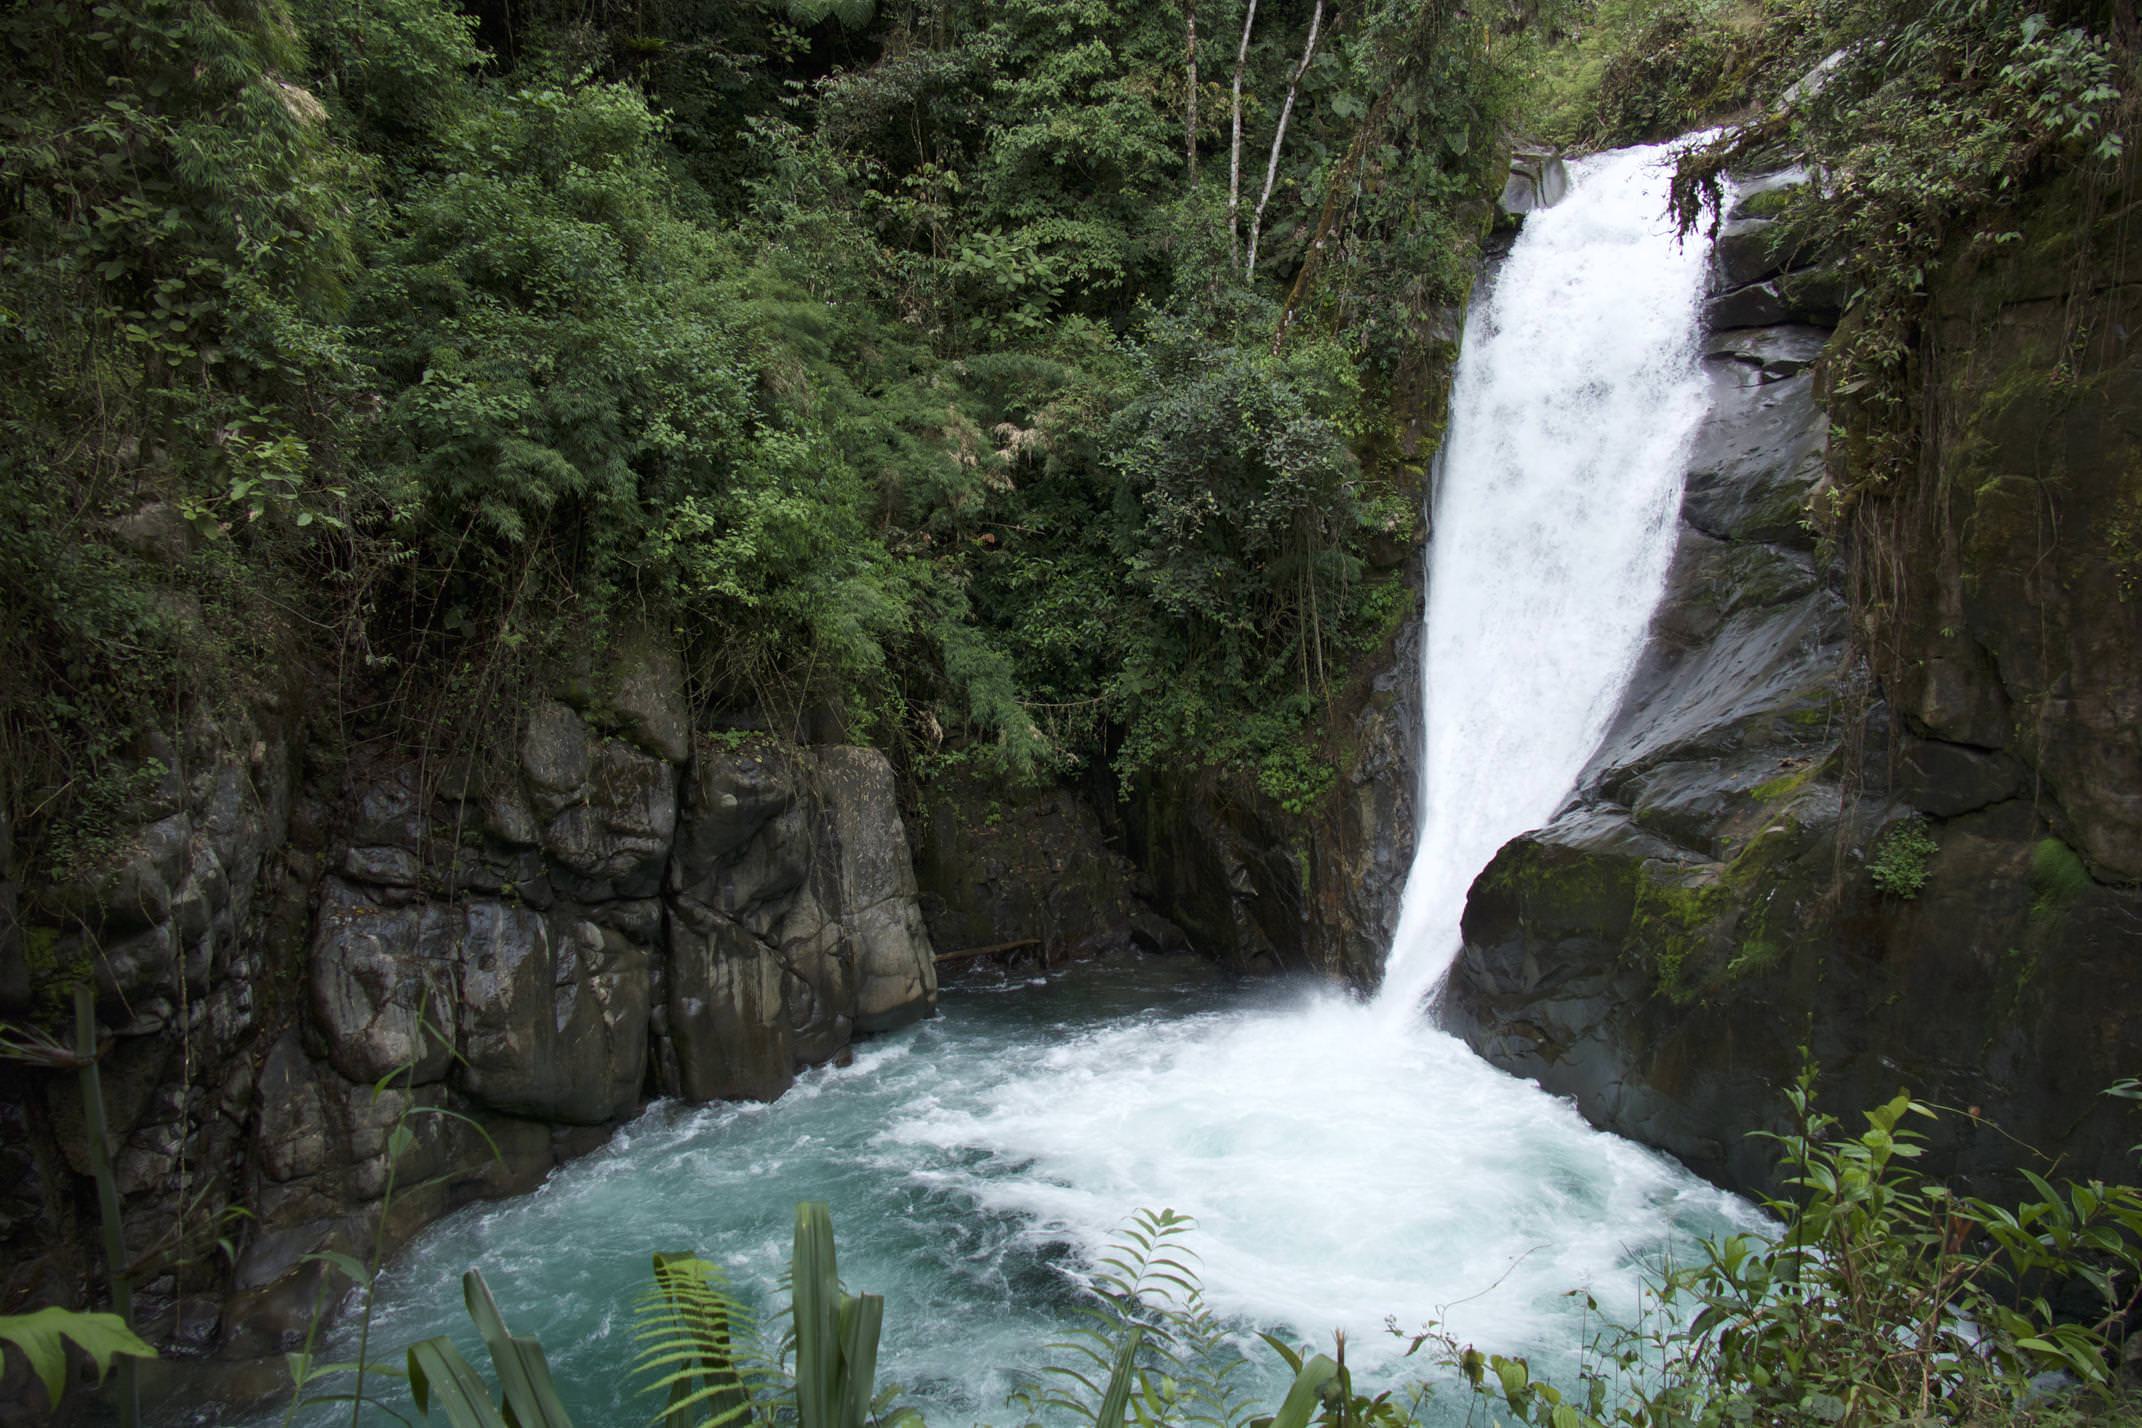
1184 0 1199 185
1228 0 1258 265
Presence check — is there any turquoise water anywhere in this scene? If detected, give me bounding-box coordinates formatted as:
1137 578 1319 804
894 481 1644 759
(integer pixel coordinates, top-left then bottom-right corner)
250 956 1750 1427
222 137 1746 1428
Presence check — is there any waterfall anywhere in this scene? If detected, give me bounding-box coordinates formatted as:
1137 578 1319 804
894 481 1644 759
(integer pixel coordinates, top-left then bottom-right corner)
1378 140 1716 1013
238 142 1748 1428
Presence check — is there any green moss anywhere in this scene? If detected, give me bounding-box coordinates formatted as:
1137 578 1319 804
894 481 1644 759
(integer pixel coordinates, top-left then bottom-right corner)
1734 186 1797 220
1751 761 1819 804
1632 822 1806 1002
1999 943 2038 1011
2106 489 2142 603
23 924 62 975
1632 873 1727 1000
2029 835 2092 922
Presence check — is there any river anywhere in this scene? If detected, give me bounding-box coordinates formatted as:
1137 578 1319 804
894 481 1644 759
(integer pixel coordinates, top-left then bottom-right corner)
238 137 1748 1428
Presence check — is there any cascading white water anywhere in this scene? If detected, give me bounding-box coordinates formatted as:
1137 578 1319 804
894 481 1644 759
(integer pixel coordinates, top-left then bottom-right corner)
1378 140 1716 1013
223 142 1743 1428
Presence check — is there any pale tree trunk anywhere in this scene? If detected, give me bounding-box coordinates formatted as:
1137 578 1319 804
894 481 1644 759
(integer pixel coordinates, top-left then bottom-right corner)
1184 1 1200 184
1227 0 1257 265
1245 0 1324 275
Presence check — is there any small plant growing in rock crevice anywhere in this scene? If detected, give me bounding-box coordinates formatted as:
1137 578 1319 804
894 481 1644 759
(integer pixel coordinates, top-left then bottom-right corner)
1869 817 1939 898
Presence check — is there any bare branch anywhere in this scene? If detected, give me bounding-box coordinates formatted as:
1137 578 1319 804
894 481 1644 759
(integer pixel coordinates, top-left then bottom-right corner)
1246 0 1324 274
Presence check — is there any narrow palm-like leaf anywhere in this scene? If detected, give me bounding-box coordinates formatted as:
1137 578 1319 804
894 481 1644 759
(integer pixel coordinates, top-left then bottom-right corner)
835 1292 883 1428
461 1270 574 1428
1267 1353 1338 1428
792 1204 842 1428
408 1337 512 1428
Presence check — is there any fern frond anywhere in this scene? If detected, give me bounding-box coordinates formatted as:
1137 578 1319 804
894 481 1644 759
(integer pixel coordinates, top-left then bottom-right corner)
1013 1210 1260 1428
630 1252 780 1428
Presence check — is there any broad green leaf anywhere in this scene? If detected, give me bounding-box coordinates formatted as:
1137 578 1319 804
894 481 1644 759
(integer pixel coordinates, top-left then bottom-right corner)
0 1306 155 1406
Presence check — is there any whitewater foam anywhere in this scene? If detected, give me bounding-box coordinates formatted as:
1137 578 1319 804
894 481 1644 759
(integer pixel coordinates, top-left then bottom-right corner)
1379 140 1716 1011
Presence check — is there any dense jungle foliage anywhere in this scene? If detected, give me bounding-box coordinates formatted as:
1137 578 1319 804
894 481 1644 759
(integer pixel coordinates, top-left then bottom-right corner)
6 0 2128 870
0 0 1531 877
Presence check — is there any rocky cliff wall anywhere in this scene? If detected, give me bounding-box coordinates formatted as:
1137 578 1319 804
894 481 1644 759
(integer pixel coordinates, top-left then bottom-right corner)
1443 165 2142 1197
1126 601 1423 985
0 636 937 1409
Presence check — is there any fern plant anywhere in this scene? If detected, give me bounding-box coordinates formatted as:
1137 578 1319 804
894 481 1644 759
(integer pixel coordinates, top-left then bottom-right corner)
402 1202 897 1428
633 1253 783 1428
1012 1208 1341 1428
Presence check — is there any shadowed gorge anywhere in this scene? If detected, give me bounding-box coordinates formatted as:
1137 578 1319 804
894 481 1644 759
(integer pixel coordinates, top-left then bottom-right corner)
5 1 2142 1425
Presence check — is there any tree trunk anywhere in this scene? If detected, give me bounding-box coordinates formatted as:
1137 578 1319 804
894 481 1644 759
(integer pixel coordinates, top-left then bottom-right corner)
1185 0 1199 185
1228 0 1258 265
1245 0 1324 275
1272 87 1391 354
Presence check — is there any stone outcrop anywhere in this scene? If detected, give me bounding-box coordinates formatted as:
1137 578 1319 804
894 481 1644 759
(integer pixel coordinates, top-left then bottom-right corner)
911 771 1162 963
0 632 937 1401
1128 604 1422 984
0 700 313 1376
231 721 935 1350
1442 166 2142 1197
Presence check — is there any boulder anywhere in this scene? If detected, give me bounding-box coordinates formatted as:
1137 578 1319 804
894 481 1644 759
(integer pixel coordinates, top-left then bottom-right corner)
539 738 676 902
1499 150 1569 216
307 881 459 1086
814 747 936 1031
664 905 794 1102
1704 324 1828 385
455 903 651 1124
600 624 692 765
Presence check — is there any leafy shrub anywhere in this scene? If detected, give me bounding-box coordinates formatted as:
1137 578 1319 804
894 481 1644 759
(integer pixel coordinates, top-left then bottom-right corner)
1670 0 2129 501
1869 817 1939 898
1430 1075 2142 1426
0 0 360 870
1531 0 1773 147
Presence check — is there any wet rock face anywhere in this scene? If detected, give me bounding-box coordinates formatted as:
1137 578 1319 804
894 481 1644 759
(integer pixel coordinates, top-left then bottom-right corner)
911 771 1150 964
1443 166 2142 1198
251 719 936 1340
1129 594 1423 985
1888 190 2142 881
0 627 938 1376
0 702 310 1364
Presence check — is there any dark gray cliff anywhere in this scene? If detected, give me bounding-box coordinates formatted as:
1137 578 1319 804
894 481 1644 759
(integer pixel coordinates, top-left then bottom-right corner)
0 634 936 1411
1127 603 1423 985
1443 166 2142 1197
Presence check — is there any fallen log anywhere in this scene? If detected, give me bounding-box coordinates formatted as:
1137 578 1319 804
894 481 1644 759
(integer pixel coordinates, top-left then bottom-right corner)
933 938 1042 965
